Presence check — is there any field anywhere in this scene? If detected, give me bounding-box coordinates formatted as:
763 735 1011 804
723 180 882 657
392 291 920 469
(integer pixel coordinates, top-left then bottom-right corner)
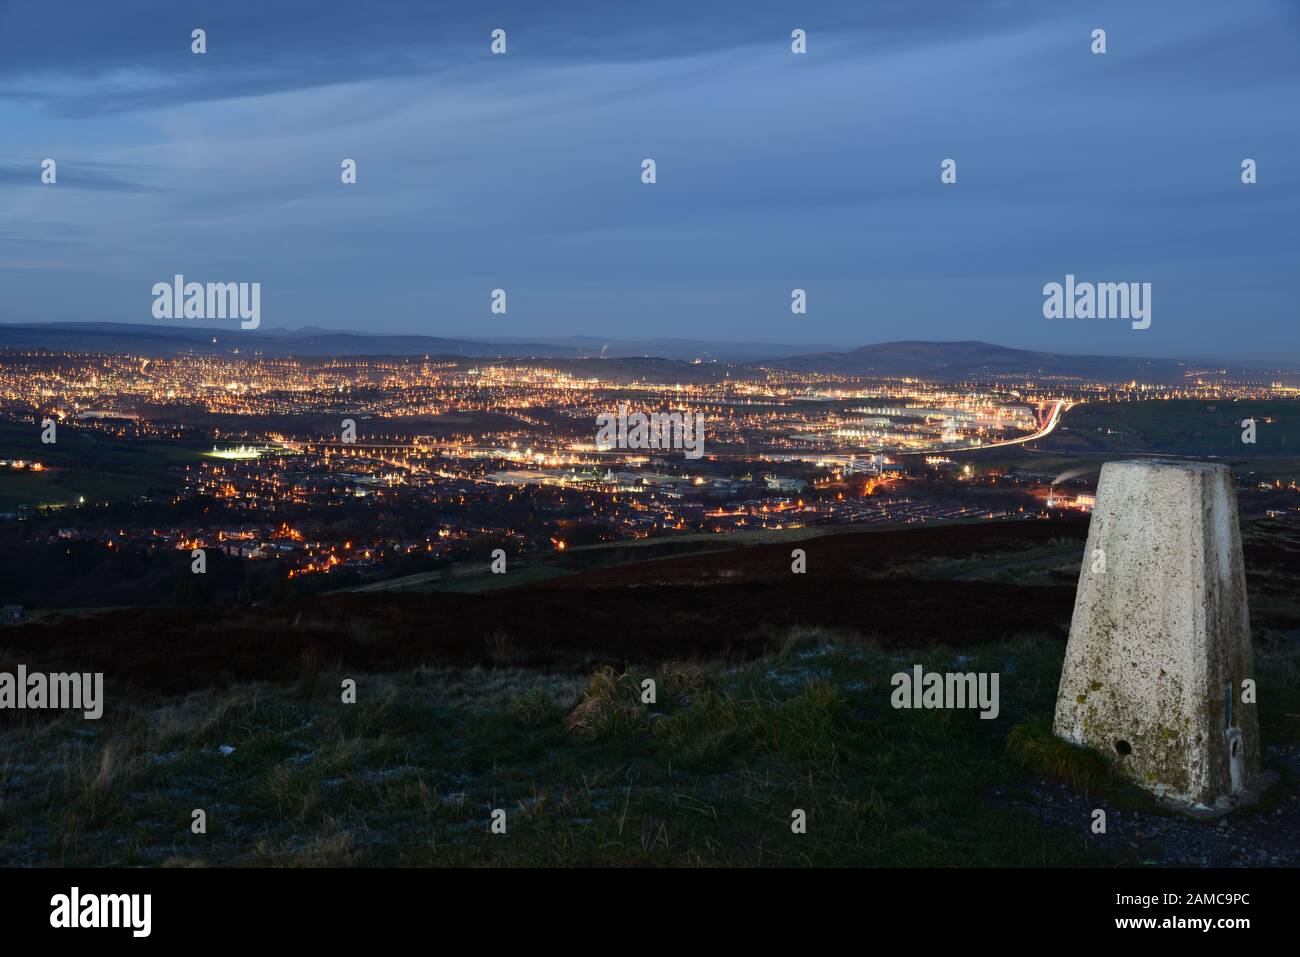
1019 399 1300 482
944 399 1300 484
0 419 199 511
1056 400 1300 457
0 470 167 512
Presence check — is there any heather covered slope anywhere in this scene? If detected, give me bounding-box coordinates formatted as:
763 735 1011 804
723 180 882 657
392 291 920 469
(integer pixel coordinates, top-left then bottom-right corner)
5 516 1299 702
1 520 1092 698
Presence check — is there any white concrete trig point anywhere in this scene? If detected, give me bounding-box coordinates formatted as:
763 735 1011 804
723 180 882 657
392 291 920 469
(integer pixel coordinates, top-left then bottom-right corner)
1053 460 1267 812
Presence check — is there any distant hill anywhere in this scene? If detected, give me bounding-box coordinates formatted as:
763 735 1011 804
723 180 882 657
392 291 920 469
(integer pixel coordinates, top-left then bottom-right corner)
0 324 1289 383
496 335 841 362
0 322 584 359
769 340 1213 383
0 323 835 363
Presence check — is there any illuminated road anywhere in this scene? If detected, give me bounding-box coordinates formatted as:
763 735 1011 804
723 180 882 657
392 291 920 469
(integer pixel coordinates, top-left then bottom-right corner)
969 399 1068 451
895 399 1070 457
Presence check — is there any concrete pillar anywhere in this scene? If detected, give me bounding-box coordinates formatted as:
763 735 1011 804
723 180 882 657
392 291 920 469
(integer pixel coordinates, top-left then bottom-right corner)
1053 460 1263 812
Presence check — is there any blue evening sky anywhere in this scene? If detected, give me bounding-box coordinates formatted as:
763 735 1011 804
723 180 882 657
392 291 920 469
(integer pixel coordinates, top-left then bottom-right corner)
0 0 1297 360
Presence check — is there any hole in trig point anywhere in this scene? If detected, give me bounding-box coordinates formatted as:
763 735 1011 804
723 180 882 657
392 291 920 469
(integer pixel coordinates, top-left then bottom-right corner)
1114 739 1132 756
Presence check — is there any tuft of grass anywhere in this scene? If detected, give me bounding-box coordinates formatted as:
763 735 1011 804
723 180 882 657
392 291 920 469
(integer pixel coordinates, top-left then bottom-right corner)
1007 721 1118 793
507 688 564 727
565 667 647 741
484 629 524 667
652 690 750 767
654 661 713 700
297 647 323 698
778 626 854 662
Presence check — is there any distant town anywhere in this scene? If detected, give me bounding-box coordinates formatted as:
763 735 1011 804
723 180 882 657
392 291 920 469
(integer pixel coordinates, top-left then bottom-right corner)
1 345 1297 608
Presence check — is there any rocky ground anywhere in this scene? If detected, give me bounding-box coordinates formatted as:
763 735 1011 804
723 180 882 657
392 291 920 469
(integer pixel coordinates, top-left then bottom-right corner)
999 744 1300 866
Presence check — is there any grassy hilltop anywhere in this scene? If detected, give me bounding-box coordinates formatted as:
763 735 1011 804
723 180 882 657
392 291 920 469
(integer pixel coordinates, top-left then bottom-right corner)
2 518 1298 867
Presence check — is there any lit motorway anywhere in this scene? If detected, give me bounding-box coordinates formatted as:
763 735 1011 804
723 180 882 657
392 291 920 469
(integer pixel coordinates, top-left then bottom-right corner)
963 399 1068 451
894 398 1070 456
